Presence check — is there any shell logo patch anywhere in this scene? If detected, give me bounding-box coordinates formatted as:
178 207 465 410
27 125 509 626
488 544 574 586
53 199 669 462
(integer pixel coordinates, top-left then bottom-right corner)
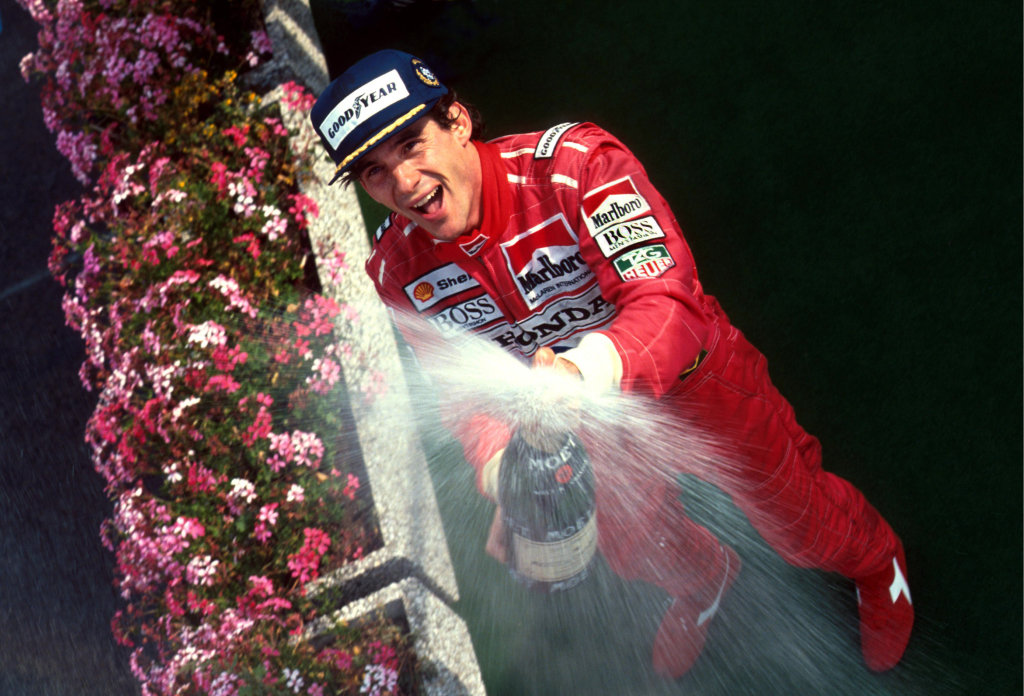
403 263 479 311
412 59 440 87
612 244 675 281
413 282 435 302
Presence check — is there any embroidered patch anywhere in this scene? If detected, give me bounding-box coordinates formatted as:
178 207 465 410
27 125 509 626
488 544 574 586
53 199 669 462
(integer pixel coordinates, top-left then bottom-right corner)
403 263 480 311
459 233 489 257
500 214 594 309
425 294 501 338
582 176 651 235
374 215 392 242
612 244 675 281
482 284 615 356
412 58 440 87
318 70 410 149
534 123 578 159
592 215 665 257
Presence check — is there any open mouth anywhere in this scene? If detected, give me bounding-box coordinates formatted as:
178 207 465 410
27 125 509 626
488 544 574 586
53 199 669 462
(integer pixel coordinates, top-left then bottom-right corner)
412 186 443 216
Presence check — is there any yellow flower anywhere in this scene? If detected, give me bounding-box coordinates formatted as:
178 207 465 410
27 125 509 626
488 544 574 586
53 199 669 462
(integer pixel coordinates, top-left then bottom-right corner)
225 70 237 83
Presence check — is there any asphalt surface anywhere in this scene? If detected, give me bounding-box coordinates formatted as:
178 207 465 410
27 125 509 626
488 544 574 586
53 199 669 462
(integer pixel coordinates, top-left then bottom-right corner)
0 1 139 693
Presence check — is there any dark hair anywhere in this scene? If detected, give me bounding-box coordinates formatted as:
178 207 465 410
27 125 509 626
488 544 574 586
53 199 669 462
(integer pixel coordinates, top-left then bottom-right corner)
429 89 485 141
340 89 485 186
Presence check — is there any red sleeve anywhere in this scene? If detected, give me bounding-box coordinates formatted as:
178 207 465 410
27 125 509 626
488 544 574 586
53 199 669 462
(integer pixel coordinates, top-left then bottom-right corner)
365 246 510 495
569 139 711 398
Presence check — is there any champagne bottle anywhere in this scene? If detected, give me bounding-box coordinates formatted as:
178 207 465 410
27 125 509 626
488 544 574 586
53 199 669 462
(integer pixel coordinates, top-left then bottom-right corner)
498 427 597 593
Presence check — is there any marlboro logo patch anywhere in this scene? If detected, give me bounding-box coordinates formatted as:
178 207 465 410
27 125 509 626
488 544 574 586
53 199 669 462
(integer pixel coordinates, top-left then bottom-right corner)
612 244 675 281
500 214 594 310
582 176 651 235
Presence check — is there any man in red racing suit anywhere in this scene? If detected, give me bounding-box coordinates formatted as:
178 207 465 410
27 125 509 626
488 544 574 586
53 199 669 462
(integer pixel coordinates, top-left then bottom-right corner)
310 50 914 678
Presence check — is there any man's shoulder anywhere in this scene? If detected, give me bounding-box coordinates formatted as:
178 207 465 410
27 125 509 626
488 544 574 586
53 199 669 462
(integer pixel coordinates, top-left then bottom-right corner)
490 122 622 167
365 211 433 285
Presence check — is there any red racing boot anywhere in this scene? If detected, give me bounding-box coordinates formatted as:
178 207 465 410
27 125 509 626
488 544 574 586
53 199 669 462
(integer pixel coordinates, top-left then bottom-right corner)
856 541 914 671
652 545 741 679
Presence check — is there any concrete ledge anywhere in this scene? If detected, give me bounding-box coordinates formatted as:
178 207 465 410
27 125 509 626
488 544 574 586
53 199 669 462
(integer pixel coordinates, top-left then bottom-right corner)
254 2 485 691
256 0 463 620
304 578 486 696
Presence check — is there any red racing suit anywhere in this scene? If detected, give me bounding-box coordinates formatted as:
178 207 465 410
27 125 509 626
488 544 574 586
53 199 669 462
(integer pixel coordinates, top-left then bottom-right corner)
365 123 900 599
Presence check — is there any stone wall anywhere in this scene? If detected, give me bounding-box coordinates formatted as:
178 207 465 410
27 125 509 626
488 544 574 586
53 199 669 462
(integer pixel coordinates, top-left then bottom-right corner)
254 2 486 694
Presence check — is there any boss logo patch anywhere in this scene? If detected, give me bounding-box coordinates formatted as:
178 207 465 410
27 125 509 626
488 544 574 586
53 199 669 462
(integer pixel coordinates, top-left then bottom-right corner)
582 176 651 235
534 123 578 160
613 244 675 281
426 295 500 338
592 215 665 257
500 214 594 310
403 263 479 311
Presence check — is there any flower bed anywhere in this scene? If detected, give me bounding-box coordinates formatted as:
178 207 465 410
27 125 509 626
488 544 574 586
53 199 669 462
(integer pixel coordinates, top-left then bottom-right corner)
18 0 416 693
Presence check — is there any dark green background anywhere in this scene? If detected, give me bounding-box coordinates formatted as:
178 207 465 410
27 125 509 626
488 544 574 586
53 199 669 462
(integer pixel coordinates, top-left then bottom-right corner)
311 0 1021 694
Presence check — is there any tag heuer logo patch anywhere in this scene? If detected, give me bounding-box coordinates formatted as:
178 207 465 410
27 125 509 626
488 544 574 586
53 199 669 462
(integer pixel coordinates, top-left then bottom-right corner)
613 244 675 281
593 215 665 257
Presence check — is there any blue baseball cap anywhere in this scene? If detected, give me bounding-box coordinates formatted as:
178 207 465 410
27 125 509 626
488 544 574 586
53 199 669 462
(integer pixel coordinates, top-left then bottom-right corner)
310 50 448 185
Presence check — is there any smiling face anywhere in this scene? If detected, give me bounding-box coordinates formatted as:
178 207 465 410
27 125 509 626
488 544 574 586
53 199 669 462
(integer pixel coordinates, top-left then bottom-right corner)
354 104 483 241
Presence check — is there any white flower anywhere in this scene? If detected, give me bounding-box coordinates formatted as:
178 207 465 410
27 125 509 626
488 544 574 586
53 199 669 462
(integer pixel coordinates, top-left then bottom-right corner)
283 667 304 693
286 484 305 503
187 321 228 349
185 555 219 586
229 478 257 504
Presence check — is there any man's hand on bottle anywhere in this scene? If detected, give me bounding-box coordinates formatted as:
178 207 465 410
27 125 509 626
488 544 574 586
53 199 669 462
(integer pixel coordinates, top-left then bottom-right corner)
531 346 582 378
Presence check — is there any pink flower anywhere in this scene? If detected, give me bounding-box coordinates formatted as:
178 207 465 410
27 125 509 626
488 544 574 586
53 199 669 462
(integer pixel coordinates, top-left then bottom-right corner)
251 29 273 55
258 503 279 526
343 473 360 501
55 129 97 184
248 575 274 598
286 528 331 584
254 521 272 544
223 124 250 148
281 81 315 112
233 233 260 259
306 357 340 395
205 374 241 393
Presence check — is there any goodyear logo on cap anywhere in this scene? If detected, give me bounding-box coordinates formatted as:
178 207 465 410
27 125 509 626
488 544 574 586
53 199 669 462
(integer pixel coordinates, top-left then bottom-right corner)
319 69 410 150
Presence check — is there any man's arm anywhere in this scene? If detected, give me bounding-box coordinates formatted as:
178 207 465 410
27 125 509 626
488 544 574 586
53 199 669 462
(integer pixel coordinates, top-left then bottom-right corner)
559 131 713 399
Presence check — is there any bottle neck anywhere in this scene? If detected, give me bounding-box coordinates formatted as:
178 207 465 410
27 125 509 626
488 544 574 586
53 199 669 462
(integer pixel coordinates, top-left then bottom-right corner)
517 424 569 454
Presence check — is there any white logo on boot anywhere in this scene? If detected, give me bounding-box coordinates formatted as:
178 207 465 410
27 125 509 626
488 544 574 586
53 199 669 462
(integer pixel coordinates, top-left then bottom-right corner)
889 558 912 605
697 549 731 627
